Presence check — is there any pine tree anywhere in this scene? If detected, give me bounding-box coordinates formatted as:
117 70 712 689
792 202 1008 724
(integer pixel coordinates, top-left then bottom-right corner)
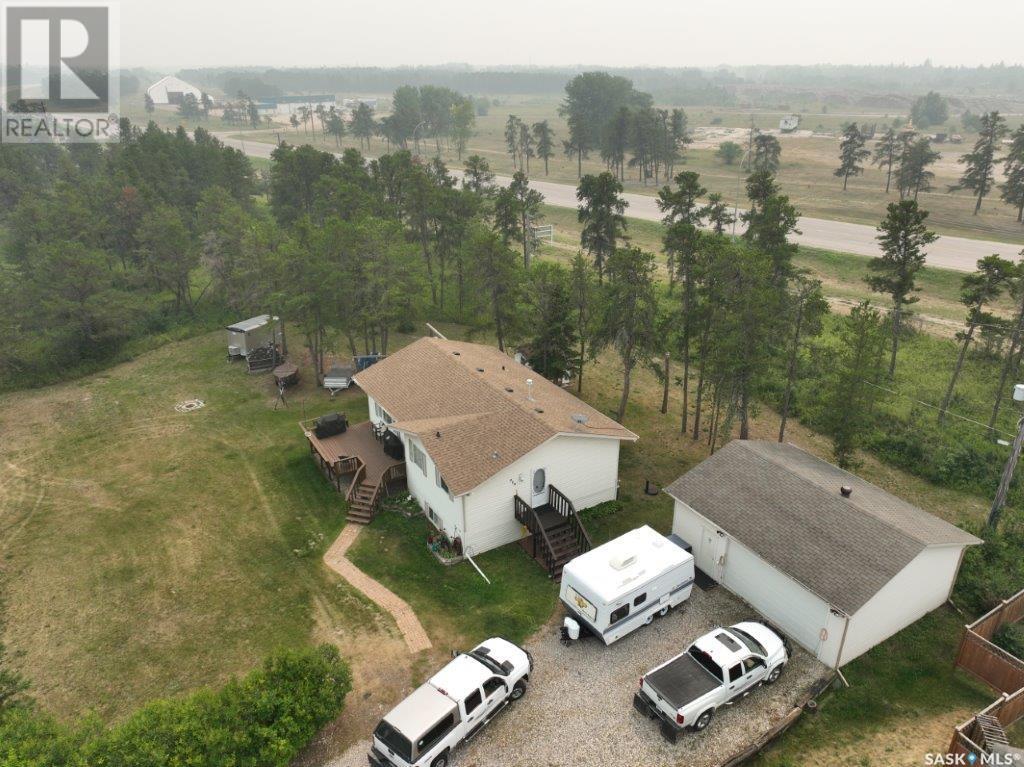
577 172 628 280
835 123 870 190
951 111 1008 215
1001 125 1024 223
531 120 555 176
873 127 899 193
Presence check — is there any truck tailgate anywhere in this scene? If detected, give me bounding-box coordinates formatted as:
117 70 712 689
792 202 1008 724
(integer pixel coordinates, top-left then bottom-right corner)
646 654 719 710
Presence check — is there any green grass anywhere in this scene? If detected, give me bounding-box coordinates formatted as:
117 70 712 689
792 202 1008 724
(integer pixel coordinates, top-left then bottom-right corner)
754 608 993 766
347 512 558 647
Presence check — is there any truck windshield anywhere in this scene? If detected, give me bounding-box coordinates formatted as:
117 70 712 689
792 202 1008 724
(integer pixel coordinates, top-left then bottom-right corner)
730 627 767 656
374 720 413 764
687 646 724 682
468 650 511 676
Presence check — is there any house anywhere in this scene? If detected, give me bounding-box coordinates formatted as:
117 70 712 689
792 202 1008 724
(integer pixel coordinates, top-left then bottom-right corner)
353 337 638 560
147 75 204 106
665 440 981 668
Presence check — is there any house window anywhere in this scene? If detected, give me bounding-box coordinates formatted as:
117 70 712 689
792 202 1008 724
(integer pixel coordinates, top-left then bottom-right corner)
373 403 393 425
410 442 427 476
435 467 450 497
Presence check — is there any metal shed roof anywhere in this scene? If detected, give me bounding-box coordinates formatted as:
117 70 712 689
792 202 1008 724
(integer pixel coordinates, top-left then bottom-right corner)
226 315 274 333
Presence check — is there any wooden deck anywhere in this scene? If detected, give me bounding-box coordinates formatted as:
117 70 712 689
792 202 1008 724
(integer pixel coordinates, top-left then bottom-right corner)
305 420 401 481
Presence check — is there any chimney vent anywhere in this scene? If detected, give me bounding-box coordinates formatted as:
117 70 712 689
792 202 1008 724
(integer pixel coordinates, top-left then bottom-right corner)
840 485 853 498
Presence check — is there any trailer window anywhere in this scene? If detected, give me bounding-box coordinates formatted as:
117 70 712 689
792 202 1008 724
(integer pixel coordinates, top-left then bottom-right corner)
416 712 456 757
609 604 630 625
464 689 482 714
633 593 647 607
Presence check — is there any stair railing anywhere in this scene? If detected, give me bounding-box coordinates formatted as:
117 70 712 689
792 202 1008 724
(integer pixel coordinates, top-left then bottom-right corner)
514 495 558 577
547 484 593 553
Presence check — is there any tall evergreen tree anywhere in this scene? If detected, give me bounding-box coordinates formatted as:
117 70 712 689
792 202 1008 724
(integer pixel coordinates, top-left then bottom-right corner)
951 111 1008 215
527 262 577 383
1001 125 1024 223
531 120 555 176
867 200 938 377
577 172 628 281
835 123 870 190
872 127 899 194
778 275 828 442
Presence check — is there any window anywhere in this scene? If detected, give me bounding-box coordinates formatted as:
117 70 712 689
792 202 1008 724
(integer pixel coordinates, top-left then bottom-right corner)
483 677 504 697
374 720 413 764
464 689 482 715
730 626 768 656
410 442 427 476
373 402 393 425
742 657 762 674
633 593 647 607
609 604 629 625
688 646 724 681
435 467 450 496
416 712 456 757
729 663 743 683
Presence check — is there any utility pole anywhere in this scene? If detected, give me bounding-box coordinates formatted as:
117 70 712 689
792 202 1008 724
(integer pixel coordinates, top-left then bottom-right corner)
989 383 1024 530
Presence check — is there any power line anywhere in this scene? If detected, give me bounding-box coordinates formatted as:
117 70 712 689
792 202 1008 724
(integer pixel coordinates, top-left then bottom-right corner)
861 379 1018 440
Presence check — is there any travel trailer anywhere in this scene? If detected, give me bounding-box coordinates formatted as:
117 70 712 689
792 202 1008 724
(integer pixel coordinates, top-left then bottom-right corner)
560 526 695 645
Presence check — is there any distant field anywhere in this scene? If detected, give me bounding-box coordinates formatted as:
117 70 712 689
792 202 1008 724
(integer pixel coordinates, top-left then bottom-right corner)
233 95 1024 245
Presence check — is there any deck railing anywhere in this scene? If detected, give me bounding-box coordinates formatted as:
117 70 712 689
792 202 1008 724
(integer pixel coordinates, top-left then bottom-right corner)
345 460 366 503
515 495 558 577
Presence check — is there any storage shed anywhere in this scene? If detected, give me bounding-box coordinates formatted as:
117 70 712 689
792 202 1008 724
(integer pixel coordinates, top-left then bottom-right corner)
666 440 981 668
226 315 281 358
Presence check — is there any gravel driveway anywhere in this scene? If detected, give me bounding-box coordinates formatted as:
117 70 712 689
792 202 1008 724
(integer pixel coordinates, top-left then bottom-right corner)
328 585 828 767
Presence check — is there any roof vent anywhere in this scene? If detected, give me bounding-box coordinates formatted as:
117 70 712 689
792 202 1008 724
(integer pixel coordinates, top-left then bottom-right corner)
505 387 514 393
840 485 853 498
534 407 544 414
435 431 442 439
476 367 485 373
491 451 501 460
452 351 460 356
610 552 637 571
526 378 534 401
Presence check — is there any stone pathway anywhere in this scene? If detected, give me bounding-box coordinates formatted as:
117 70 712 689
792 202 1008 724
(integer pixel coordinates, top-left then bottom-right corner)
323 524 433 654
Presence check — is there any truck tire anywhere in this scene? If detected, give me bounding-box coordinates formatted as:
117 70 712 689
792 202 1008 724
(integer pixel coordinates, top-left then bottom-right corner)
510 680 527 701
692 709 714 732
765 664 784 685
431 752 450 767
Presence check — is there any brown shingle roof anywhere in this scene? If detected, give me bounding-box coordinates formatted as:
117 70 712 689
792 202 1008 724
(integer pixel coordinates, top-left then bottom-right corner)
353 337 637 495
664 440 981 614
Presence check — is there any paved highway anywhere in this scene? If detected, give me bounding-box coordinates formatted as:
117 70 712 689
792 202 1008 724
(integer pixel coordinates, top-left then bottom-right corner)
220 134 1023 273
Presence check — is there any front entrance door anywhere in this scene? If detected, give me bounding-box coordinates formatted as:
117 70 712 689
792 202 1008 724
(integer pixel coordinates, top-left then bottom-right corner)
531 468 547 507
699 526 727 581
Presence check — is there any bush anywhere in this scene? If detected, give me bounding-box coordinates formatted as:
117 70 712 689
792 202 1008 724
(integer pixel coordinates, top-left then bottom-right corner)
993 624 1024 658
954 512 1024 617
580 500 622 524
0 645 351 767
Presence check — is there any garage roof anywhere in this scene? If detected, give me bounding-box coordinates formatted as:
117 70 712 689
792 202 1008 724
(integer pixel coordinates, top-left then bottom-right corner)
663 441 981 614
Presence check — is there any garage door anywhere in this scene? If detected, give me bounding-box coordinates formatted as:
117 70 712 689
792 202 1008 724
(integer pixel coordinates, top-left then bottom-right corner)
721 538 832 657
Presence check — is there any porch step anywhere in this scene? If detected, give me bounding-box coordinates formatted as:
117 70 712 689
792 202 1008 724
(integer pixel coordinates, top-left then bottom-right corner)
346 481 380 524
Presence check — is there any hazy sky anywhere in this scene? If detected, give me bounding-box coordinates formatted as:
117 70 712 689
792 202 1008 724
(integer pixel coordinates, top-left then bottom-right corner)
121 0 1024 69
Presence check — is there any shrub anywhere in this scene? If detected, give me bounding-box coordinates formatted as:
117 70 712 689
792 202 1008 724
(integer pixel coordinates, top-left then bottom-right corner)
580 500 622 524
0 645 350 767
993 624 1024 658
954 512 1024 617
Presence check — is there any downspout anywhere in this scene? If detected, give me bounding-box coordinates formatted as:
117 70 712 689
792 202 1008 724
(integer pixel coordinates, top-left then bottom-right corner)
833 611 852 687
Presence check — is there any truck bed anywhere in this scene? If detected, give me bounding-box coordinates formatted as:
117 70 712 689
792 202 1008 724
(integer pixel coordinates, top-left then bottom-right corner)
645 653 719 710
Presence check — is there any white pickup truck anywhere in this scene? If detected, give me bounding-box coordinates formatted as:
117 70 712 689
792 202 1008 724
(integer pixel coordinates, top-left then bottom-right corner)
633 622 790 742
369 637 532 767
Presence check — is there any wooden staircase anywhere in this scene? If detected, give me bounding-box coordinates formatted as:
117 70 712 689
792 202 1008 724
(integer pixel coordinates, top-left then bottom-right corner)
515 485 593 581
346 479 380 524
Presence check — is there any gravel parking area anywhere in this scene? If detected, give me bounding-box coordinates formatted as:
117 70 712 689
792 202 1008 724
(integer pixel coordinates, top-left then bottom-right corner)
328 585 828 767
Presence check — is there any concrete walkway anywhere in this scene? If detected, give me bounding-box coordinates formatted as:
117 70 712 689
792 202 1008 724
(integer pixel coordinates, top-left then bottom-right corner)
323 524 433 654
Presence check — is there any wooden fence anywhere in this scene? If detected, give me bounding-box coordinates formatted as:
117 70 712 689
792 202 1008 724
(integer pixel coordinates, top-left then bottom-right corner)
948 587 1024 757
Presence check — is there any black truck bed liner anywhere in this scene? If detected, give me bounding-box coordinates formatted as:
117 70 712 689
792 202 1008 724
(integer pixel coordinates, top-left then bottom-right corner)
646 653 719 710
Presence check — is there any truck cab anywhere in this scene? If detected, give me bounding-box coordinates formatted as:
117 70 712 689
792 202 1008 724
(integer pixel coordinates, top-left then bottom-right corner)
369 638 531 767
634 622 790 742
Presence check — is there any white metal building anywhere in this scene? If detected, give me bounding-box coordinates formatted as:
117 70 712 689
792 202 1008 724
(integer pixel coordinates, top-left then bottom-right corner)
354 337 638 556
146 75 204 106
666 440 981 668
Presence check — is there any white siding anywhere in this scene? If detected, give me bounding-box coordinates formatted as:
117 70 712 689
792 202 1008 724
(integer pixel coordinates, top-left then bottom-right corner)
841 545 965 665
672 500 844 666
402 433 462 538
462 435 622 556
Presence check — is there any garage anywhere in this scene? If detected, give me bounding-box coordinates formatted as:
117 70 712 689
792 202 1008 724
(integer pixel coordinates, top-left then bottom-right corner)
665 440 981 668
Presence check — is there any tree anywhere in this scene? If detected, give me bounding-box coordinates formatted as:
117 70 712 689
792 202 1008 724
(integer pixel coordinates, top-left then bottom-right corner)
268 143 338 226
835 123 870 190
451 99 475 160
178 93 201 120
716 141 743 165
518 121 534 174
700 192 735 235
466 226 523 352
144 93 154 114
778 275 828 442
938 255 1013 424
137 205 198 312
462 155 495 197
898 136 940 200
872 127 899 194
867 200 938 377
602 107 632 181
532 120 555 176
350 102 377 150
577 171 628 281
504 114 523 169
815 301 888 468
493 170 543 268
751 134 781 173
987 256 1024 435
389 85 422 148
527 262 577 383
597 246 660 423
1001 125 1024 222
326 110 345 147
910 91 949 129
569 253 600 393
952 111 1008 215
742 193 800 284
